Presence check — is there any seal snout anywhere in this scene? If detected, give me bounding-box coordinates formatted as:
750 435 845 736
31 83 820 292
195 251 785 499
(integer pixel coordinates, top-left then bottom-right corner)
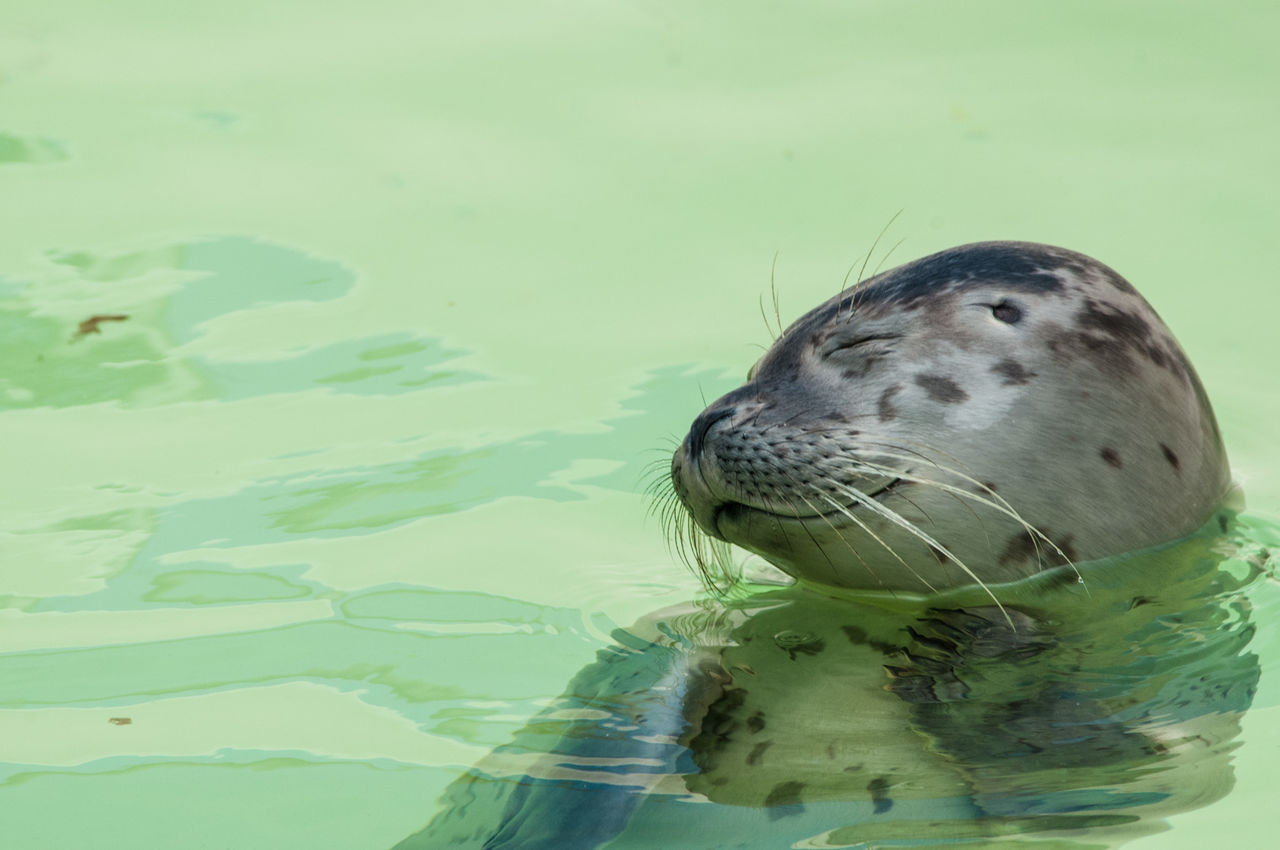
673 404 745 541
686 406 737 462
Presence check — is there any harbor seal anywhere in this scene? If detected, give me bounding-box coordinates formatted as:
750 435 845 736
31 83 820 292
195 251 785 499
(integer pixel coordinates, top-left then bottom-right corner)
670 241 1231 591
398 243 1255 848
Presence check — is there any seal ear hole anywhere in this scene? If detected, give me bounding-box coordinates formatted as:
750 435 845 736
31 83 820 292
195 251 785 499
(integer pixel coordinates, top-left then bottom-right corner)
991 301 1023 324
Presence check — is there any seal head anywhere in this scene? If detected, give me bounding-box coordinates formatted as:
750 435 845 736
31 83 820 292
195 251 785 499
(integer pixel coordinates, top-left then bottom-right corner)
671 241 1229 590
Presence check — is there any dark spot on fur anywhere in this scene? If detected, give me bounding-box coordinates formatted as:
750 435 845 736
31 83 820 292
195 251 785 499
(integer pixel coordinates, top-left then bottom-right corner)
1047 328 1129 374
1161 443 1181 473
927 544 950 563
991 358 1036 385
747 711 766 734
849 353 887 379
1101 447 1122 468
1078 297 1152 342
746 740 773 766
914 374 968 403
1129 596 1153 609
764 780 806 816
1049 297 1191 384
999 529 1075 567
878 384 902 422
826 411 850 423
868 777 893 814
981 481 998 492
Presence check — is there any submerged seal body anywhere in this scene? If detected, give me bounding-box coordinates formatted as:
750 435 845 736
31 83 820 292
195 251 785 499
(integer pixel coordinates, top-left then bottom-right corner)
671 241 1230 590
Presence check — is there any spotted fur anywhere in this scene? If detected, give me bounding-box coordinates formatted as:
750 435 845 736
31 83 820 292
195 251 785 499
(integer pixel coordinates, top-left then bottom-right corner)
669 241 1230 591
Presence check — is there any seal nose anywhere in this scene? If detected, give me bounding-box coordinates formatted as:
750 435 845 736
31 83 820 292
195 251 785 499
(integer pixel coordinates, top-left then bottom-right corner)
686 407 736 460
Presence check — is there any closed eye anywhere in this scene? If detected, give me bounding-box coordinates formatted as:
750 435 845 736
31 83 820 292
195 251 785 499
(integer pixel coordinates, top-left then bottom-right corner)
824 334 900 356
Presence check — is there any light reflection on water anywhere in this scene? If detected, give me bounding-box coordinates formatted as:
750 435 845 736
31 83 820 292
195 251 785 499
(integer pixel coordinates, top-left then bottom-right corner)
401 515 1274 849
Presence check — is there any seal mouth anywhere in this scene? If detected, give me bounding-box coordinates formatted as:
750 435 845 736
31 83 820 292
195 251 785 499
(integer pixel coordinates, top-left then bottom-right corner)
711 477 904 538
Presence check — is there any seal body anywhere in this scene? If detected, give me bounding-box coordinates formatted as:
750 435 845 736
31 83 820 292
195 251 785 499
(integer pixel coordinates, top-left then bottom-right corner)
671 241 1230 590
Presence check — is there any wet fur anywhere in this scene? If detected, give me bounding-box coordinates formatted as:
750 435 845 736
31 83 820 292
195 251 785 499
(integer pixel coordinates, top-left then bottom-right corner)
666 242 1230 597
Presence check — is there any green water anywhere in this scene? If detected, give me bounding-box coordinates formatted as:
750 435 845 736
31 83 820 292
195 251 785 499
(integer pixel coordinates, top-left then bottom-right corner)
2 2 1278 848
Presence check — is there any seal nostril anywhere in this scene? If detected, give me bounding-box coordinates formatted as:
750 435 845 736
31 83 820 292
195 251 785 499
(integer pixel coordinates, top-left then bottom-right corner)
686 407 737 460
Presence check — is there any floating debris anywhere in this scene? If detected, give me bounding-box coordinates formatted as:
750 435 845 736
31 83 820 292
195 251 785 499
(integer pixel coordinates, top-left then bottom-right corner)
74 314 130 339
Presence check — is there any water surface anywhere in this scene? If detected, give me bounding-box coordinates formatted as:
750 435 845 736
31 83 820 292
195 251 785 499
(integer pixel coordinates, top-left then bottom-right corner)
2 2 1278 848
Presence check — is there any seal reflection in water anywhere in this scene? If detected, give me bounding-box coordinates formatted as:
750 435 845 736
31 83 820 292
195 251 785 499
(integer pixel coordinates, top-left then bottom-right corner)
398 243 1259 850
670 241 1230 591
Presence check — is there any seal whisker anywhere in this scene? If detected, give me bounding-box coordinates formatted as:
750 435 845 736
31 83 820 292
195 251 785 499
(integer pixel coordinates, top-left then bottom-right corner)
652 466 722 590
778 491 848 586
758 293 778 341
853 210 904 318
675 511 732 592
846 450 1077 579
841 455 995 550
745 458 865 586
857 437 987 484
811 488 934 592
658 490 686 539
853 438 1067 568
641 457 676 496
851 440 1017 544
871 236 906 278
838 211 903 323
823 441 985 534
771 466 879 582
770 249 784 338
854 448 1063 555
858 211 900 289
837 259 860 321
826 480 1009 623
